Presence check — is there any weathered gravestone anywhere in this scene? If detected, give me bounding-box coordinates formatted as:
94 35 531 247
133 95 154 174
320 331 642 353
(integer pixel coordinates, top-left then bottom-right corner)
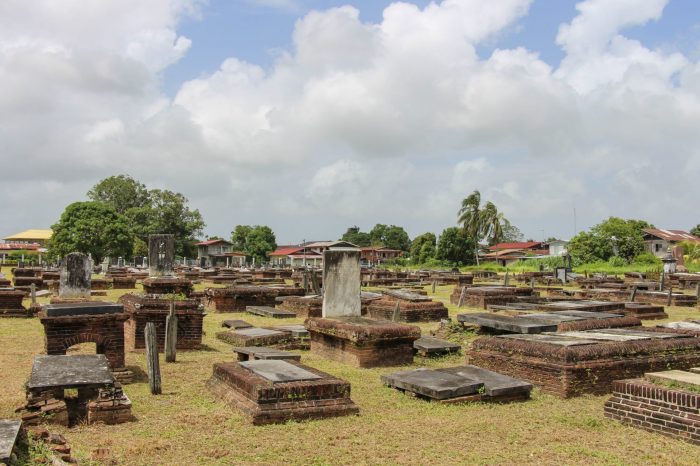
59 252 92 299
322 248 361 318
0 419 22 465
148 234 175 277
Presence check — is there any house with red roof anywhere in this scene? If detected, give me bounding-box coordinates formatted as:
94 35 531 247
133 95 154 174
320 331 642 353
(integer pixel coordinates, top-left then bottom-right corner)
268 246 323 267
642 229 700 257
482 241 549 267
195 239 246 267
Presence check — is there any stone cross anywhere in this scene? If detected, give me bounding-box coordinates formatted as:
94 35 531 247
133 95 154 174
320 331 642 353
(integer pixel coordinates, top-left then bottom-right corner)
58 252 92 299
322 248 361 318
148 234 175 277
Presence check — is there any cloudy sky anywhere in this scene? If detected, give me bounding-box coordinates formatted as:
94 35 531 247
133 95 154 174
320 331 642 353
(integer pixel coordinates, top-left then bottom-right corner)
2 0 700 244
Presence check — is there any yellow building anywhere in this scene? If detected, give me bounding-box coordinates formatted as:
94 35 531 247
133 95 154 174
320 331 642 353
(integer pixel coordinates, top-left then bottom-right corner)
3 229 53 246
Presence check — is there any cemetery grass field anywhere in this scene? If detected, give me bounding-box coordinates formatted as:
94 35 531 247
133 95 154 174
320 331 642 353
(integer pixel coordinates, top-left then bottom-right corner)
1 267 700 465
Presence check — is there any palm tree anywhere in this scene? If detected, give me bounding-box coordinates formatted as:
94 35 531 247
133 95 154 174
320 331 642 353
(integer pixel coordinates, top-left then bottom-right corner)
458 190 483 264
481 201 509 246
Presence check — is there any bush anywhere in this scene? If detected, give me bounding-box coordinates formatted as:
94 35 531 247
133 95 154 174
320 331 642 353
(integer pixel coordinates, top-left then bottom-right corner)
632 252 660 265
607 256 626 267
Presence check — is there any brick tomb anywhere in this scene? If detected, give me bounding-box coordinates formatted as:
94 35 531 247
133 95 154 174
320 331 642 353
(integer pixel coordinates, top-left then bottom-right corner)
216 325 308 350
141 277 194 296
571 288 697 307
604 369 700 445
206 285 305 312
119 294 204 351
366 289 448 322
0 289 31 317
19 355 132 427
382 365 532 403
468 329 700 398
307 316 420 368
275 291 382 318
623 303 668 320
40 302 132 383
207 359 358 425
450 286 536 309
458 310 640 334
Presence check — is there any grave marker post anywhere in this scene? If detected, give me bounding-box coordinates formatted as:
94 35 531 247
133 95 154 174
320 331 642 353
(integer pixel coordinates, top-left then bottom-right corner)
145 322 162 394
165 299 178 363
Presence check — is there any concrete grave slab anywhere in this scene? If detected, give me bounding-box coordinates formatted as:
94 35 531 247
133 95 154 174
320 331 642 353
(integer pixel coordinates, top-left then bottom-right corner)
239 360 322 383
43 301 123 317
0 419 21 465
500 333 600 346
28 354 114 390
458 313 558 334
644 370 700 390
413 336 461 355
222 319 253 329
246 306 296 318
439 365 533 397
381 368 483 400
272 324 309 339
232 347 301 361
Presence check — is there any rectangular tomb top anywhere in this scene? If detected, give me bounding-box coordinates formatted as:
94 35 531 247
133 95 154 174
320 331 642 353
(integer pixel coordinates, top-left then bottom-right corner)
272 325 309 338
42 301 124 317
658 321 700 331
381 368 484 400
556 328 687 342
234 328 286 338
382 289 431 302
245 306 296 318
232 347 301 361
644 370 700 390
222 319 253 329
457 313 558 334
438 365 533 397
239 360 322 383
28 354 114 390
0 419 21 464
500 334 600 346
523 311 623 323
414 336 461 353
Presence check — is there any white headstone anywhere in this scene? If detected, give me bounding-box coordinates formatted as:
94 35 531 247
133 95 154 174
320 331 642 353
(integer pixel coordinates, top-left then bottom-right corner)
322 248 361 318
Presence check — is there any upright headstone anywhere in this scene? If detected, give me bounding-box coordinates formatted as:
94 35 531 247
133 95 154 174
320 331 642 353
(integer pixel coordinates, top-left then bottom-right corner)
148 234 175 277
145 322 162 395
321 248 361 318
59 252 92 299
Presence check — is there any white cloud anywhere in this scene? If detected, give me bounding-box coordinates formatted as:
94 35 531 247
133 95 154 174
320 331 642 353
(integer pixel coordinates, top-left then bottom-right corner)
2 0 700 244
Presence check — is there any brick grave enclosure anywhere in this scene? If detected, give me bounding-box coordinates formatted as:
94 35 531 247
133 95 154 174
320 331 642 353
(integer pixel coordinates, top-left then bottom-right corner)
207 360 359 425
450 286 536 309
0 289 32 317
39 302 132 383
205 285 305 312
119 294 204 351
141 277 194 296
367 295 448 322
306 316 421 368
604 374 700 445
468 330 700 398
276 293 382 318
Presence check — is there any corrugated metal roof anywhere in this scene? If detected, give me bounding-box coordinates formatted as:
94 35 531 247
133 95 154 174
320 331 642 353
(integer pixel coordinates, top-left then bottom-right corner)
489 241 542 251
195 239 233 246
642 229 700 242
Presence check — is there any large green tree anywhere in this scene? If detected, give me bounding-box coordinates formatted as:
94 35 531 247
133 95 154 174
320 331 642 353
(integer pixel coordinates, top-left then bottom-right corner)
436 227 476 265
88 175 205 258
368 224 411 251
568 217 652 263
690 225 700 237
340 226 371 247
49 202 132 263
409 232 437 263
230 225 277 264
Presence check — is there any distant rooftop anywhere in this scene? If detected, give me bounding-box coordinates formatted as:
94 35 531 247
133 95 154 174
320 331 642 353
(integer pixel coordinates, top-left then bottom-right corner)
3 229 53 242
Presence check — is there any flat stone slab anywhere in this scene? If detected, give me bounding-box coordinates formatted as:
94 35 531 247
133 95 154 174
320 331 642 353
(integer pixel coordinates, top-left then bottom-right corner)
246 306 296 318
382 289 431 302
28 354 114 390
272 324 309 338
644 370 700 390
381 368 483 400
239 360 322 383
222 319 253 329
458 313 558 334
233 328 285 338
35 290 50 297
414 336 461 354
233 347 301 361
0 419 21 464
659 321 700 331
439 365 533 397
501 334 599 346
43 301 123 317
556 328 686 342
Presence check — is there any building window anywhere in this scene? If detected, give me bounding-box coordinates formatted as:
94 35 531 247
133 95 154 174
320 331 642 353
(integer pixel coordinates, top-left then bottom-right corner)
655 243 662 252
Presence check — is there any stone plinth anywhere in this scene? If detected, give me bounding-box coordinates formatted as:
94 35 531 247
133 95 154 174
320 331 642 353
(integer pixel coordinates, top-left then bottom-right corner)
306 316 420 368
142 277 193 296
39 302 131 383
207 360 358 425
119 294 204 351
0 289 31 317
206 286 305 312
469 329 700 398
605 372 700 445
367 296 448 322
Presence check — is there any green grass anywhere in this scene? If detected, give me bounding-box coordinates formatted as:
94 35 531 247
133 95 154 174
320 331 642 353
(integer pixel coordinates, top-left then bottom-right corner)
1 266 699 465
